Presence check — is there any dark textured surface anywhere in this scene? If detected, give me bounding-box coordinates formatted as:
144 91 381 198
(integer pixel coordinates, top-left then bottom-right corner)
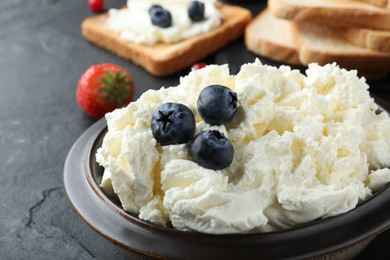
0 0 389 259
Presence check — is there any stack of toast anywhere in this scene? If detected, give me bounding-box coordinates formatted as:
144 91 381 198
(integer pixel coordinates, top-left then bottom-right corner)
245 0 390 79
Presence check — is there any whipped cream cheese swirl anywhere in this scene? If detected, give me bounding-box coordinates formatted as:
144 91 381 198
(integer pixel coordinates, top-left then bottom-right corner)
96 60 390 234
106 0 222 45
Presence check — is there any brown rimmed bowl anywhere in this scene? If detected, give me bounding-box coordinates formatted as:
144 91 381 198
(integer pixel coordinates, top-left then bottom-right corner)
64 117 390 260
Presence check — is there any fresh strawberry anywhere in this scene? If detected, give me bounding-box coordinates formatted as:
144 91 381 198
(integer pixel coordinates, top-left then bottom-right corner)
77 64 134 119
88 0 104 13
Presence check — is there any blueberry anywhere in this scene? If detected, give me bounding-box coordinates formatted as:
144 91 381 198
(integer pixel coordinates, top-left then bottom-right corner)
191 130 234 170
188 1 205 22
151 102 195 146
149 4 163 15
197 85 238 125
149 5 172 28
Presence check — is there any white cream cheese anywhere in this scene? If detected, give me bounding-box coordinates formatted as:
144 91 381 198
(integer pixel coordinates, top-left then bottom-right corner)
106 0 222 45
96 60 390 234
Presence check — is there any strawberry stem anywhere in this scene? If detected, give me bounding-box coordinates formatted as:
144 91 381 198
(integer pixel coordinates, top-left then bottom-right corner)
99 71 133 106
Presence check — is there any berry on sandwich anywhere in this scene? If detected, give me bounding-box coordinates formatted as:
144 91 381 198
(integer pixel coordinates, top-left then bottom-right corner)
149 5 172 28
188 1 205 22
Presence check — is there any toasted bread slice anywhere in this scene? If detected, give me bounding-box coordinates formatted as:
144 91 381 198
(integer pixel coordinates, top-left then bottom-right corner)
82 4 252 76
338 27 390 53
269 0 390 30
245 8 300 65
293 22 390 73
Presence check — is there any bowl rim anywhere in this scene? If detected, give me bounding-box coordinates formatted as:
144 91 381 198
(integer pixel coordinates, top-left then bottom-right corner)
64 117 390 259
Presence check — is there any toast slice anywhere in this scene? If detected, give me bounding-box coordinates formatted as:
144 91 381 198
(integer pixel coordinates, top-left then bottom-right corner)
82 4 252 76
245 8 300 65
293 22 390 73
269 0 390 30
339 27 390 53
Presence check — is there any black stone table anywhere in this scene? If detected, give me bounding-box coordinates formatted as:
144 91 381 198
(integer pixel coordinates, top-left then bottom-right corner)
1 0 389 259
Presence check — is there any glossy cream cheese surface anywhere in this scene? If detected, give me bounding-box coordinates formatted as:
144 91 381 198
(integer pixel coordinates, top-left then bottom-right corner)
96 60 390 234
106 0 222 45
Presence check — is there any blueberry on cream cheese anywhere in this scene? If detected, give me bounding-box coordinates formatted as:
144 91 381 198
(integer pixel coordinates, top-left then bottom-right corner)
151 102 195 145
191 130 234 170
188 1 205 22
197 84 238 125
149 5 172 28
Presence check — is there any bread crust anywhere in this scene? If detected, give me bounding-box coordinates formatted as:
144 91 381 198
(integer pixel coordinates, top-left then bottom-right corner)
245 8 301 65
82 4 252 76
269 0 390 30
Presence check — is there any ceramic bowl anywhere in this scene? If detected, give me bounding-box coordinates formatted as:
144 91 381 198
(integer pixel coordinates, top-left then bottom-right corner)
64 117 390 259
